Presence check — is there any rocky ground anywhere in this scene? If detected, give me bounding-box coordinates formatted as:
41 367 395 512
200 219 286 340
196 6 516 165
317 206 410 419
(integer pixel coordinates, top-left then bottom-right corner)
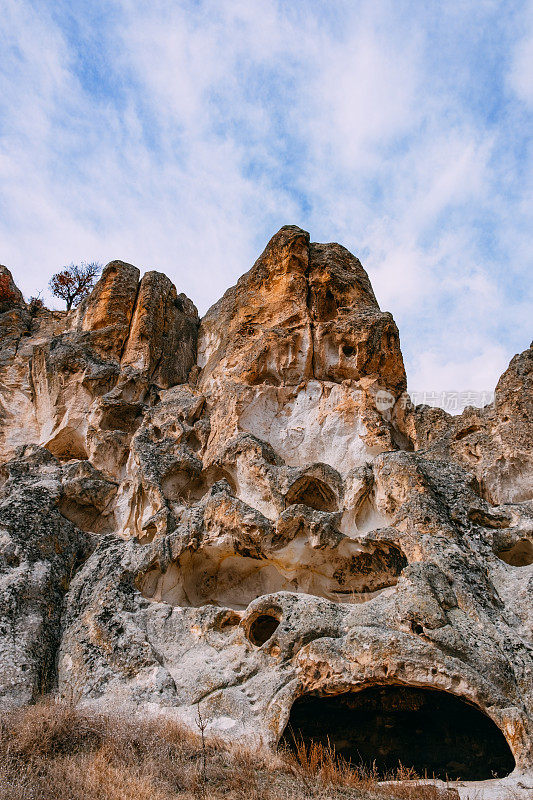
0 227 531 795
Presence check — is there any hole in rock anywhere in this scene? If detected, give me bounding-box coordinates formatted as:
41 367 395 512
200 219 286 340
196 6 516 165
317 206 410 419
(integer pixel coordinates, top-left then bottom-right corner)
313 289 337 321
454 425 480 441
285 477 337 512
161 465 236 504
249 371 281 386
352 492 389 534
280 686 515 781
342 345 355 357
138 557 293 610
497 538 533 567
248 612 281 646
44 429 88 461
217 611 241 630
99 404 142 433
58 498 114 534
138 523 157 544
186 429 202 452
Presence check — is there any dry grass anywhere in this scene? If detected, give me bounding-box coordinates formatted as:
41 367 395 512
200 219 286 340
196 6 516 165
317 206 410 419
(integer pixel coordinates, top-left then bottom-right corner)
0 699 461 800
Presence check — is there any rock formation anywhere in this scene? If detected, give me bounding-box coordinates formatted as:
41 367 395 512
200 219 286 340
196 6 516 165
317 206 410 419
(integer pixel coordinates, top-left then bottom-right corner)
0 229 531 788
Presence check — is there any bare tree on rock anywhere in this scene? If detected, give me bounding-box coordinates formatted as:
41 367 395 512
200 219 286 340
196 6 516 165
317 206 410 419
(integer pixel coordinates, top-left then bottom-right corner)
49 262 101 311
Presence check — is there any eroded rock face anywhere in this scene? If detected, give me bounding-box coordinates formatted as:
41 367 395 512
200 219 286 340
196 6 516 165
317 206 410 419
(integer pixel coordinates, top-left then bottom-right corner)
0 447 92 705
400 343 533 505
0 228 531 783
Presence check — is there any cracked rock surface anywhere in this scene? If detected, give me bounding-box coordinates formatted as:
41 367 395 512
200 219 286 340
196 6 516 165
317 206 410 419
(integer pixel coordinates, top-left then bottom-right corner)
0 228 531 784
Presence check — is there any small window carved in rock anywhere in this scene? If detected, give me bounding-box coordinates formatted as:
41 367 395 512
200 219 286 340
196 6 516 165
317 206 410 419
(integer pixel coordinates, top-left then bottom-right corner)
248 612 281 646
100 404 142 433
186 429 202 451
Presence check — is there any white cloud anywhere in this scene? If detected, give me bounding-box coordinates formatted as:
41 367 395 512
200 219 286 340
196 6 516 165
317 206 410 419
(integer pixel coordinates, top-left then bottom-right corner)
408 343 510 408
508 1 533 107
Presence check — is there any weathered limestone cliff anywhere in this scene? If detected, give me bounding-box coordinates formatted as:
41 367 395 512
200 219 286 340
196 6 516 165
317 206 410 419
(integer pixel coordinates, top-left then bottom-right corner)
0 229 531 789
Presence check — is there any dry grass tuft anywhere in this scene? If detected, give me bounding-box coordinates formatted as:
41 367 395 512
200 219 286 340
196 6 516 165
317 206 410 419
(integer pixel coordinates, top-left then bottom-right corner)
0 699 462 800
286 737 460 799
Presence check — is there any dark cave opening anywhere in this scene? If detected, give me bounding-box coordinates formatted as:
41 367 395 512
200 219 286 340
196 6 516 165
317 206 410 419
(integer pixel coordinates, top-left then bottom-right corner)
280 685 515 781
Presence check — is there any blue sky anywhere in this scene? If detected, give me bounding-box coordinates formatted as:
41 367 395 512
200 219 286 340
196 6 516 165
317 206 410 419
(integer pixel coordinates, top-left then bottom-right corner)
1 0 532 406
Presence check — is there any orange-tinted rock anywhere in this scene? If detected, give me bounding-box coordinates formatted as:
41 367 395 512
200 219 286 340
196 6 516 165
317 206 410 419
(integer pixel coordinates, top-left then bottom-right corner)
77 260 140 359
0 265 25 311
198 226 406 394
198 225 312 387
308 241 406 390
3 261 198 471
0 266 29 364
197 226 407 473
121 270 199 387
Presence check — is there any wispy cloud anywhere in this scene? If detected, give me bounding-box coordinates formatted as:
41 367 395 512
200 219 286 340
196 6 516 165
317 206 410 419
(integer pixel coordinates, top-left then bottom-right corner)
0 0 531 407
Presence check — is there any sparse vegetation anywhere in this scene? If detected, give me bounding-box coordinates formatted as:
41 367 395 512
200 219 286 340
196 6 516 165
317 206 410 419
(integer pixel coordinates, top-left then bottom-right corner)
0 275 17 308
0 699 462 800
28 295 44 317
49 262 101 311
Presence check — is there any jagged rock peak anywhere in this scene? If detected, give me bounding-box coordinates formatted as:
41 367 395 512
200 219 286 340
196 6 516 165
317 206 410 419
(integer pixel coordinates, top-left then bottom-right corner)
76 260 141 356
0 265 26 310
198 225 406 392
75 260 200 383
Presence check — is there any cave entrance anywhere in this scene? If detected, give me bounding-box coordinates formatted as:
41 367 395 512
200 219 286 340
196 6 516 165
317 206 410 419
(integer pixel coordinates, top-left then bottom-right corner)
280 685 515 781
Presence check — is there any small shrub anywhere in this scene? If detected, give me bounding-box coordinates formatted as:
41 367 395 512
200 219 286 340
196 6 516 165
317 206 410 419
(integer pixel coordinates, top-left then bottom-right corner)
28 295 44 316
